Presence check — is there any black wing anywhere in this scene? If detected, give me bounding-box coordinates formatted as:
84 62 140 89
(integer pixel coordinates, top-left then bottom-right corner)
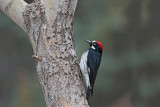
87 48 102 94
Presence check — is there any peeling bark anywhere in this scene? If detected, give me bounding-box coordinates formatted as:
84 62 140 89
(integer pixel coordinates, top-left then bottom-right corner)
0 0 89 107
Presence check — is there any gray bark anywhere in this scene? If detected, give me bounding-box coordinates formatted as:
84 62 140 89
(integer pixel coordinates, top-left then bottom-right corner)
0 0 89 106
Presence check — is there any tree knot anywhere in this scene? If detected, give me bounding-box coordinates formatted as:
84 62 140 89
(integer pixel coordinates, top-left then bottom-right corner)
32 55 42 61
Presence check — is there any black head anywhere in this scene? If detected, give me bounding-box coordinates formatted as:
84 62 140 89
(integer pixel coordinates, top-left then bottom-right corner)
85 40 103 53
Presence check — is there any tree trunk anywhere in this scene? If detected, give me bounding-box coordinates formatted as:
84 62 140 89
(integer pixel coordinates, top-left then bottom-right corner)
0 0 89 106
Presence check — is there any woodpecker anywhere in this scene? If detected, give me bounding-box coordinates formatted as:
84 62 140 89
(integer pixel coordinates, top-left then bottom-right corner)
80 40 103 102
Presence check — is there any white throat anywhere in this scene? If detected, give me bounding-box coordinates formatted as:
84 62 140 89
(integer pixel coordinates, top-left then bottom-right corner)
91 46 95 50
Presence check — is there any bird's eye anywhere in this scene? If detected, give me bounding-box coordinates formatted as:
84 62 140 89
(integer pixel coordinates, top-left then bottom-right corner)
93 42 96 46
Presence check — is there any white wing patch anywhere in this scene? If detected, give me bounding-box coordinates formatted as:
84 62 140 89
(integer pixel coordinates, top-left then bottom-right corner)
80 50 91 89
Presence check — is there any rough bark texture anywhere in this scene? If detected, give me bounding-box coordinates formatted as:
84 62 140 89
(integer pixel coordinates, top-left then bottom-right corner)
0 0 89 107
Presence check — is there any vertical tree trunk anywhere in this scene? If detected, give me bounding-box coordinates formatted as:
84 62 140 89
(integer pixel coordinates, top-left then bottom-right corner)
0 0 89 106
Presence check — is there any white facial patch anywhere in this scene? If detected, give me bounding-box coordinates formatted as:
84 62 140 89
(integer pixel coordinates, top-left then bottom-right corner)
91 46 95 50
91 41 96 50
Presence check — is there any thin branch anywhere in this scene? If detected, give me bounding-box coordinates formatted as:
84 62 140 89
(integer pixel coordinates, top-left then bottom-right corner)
0 0 27 29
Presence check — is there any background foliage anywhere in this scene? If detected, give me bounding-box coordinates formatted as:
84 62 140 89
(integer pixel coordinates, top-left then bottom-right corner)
0 0 160 107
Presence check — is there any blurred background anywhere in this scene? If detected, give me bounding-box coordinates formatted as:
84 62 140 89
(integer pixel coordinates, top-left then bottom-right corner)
0 0 160 107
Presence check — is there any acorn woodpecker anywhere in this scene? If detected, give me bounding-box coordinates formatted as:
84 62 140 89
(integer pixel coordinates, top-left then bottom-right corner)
80 40 103 102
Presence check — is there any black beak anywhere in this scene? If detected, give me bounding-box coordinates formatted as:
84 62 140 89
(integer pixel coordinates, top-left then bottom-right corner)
85 40 92 46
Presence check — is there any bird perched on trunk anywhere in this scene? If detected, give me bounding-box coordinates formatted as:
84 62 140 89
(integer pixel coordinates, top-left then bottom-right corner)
80 40 103 102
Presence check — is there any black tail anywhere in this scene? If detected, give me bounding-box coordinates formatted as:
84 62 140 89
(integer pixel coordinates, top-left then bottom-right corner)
86 87 91 104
